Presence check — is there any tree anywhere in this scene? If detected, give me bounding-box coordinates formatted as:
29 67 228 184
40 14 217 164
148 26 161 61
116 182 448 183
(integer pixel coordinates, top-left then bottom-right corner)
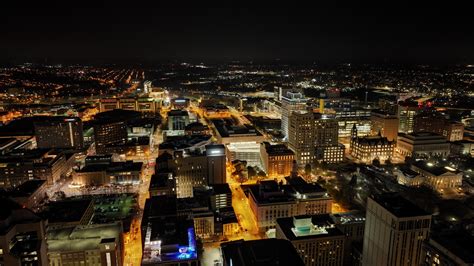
304 164 312 177
372 158 381 167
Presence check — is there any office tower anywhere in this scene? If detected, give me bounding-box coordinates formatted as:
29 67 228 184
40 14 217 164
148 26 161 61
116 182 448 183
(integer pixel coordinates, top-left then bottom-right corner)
205 144 226 184
350 125 395 163
34 116 84 149
281 91 308 138
94 120 127 153
93 109 141 154
221 239 305 266
0 199 48 266
371 110 399 141
167 109 190 131
260 142 295 177
363 193 432 266
161 144 226 198
276 215 345 266
398 101 419 134
288 111 341 165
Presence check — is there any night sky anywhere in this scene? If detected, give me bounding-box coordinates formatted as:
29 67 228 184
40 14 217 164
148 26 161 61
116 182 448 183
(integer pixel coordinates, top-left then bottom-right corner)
2 2 473 64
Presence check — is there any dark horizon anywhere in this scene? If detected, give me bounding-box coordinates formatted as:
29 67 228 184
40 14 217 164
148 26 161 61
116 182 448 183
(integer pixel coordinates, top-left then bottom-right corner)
2 3 474 65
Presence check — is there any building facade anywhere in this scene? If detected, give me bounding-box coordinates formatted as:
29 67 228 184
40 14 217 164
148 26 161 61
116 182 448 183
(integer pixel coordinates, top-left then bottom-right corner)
288 112 340 166
34 116 84 149
371 110 399 141
246 177 332 232
397 132 450 160
260 142 295 177
363 194 432 266
276 215 345 266
350 126 395 163
281 91 308 138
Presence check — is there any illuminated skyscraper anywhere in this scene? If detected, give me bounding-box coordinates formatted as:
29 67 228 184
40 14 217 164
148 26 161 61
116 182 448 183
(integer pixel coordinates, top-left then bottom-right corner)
281 91 308 138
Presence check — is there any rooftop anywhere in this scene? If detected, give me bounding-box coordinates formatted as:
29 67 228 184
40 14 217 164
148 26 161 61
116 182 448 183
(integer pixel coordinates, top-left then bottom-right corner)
276 214 345 241
7 179 46 198
221 239 305 266
371 193 430 218
411 160 461 176
43 199 93 224
47 223 122 252
430 231 474 263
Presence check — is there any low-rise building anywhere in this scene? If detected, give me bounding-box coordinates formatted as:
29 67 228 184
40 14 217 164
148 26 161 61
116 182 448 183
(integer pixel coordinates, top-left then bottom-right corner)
350 126 394 163
410 161 462 192
6 179 47 210
397 132 450 159
47 223 123 266
395 167 424 187
43 199 95 229
73 158 143 186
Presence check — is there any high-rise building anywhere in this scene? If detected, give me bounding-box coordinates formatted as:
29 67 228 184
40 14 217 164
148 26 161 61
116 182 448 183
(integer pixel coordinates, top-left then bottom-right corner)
161 144 226 198
93 109 142 154
34 116 84 149
371 110 399 141
398 101 419 134
362 193 432 266
281 91 308 138
276 215 346 266
0 199 48 266
94 120 127 154
288 111 341 165
141 196 199 265
260 142 295 177
205 144 226 185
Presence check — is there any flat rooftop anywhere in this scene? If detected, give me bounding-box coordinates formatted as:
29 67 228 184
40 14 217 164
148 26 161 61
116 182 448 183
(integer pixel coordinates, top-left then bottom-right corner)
371 193 430 218
43 199 92 224
276 214 345 241
47 223 122 252
431 231 474 263
221 239 305 266
7 179 46 197
411 160 461 176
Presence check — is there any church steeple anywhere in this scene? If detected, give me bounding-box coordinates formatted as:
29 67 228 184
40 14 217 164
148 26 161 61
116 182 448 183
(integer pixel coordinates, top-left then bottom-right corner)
351 124 358 139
